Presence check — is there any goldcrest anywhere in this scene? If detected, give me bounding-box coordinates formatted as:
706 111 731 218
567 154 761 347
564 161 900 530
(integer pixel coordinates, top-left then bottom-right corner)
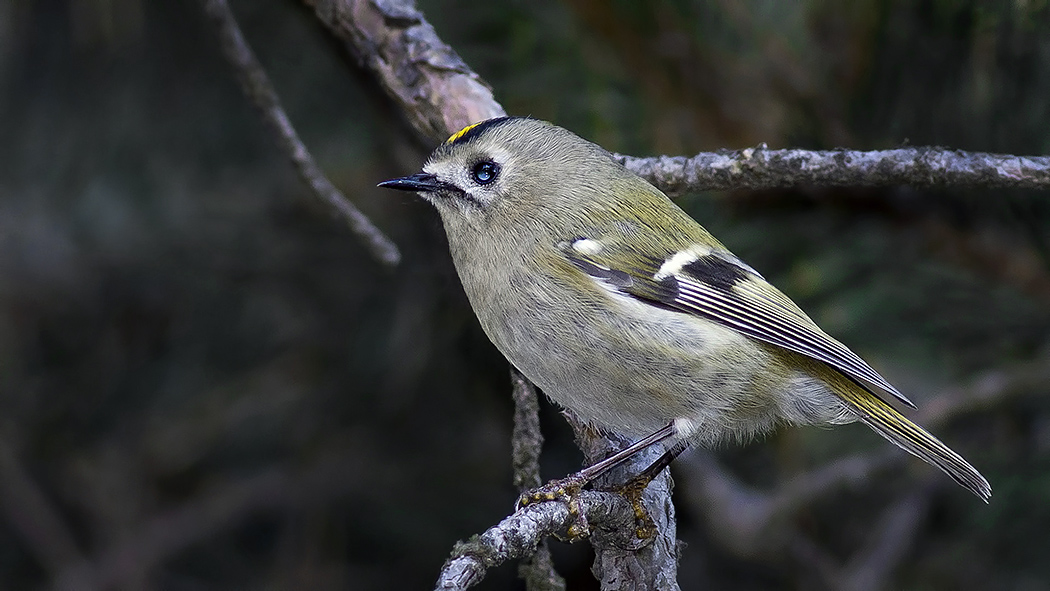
380 117 990 501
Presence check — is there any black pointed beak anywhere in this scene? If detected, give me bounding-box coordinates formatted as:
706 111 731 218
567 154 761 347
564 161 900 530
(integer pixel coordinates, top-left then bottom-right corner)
377 173 443 193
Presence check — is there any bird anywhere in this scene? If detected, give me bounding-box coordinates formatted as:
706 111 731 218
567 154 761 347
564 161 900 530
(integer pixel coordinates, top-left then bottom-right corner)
379 116 991 501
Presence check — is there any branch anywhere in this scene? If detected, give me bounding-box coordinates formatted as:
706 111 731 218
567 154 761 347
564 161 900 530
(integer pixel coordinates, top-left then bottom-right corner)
200 0 400 266
436 384 684 591
616 147 1050 195
510 368 544 492
434 490 637 591
306 2 1050 201
304 0 505 144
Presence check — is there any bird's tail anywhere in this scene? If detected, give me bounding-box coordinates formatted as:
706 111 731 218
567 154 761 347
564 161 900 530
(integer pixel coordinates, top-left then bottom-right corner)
836 386 991 502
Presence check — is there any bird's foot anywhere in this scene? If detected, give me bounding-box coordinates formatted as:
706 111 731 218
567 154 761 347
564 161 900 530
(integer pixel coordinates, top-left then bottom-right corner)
516 474 591 541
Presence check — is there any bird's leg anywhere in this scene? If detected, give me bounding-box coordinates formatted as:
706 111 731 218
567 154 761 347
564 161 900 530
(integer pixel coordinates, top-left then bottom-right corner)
621 440 690 490
615 441 690 540
515 422 678 540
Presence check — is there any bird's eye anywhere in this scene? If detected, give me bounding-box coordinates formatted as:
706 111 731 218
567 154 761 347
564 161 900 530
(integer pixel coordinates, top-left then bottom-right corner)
471 160 499 185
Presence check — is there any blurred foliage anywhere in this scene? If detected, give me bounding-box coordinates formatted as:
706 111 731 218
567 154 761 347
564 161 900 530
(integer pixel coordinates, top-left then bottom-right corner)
1 0 1048 589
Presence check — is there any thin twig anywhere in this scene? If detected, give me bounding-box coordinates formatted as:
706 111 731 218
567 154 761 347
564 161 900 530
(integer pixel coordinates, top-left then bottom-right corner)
310 1 1050 198
510 368 544 492
200 0 400 266
616 147 1050 195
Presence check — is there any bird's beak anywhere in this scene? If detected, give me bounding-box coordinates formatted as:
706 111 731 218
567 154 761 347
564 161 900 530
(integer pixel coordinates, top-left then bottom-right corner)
377 173 443 193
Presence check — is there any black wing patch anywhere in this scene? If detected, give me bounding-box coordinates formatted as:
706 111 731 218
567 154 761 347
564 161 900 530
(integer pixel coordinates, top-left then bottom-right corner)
562 243 915 409
564 255 634 290
680 254 752 292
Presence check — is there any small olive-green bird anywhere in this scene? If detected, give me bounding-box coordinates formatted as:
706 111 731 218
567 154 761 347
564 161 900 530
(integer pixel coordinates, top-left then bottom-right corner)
380 116 990 501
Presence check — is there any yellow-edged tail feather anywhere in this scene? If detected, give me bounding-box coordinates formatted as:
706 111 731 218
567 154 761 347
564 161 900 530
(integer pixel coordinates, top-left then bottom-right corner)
836 386 991 502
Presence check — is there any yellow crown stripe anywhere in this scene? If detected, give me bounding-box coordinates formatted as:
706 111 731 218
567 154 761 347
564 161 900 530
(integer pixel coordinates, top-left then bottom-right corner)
446 122 483 144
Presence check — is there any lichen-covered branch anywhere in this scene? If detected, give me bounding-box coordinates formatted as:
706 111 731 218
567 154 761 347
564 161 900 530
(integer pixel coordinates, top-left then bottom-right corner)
434 490 637 591
565 414 682 591
616 147 1050 195
510 368 544 492
200 0 400 266
304 0 505 144
306 1 1050 201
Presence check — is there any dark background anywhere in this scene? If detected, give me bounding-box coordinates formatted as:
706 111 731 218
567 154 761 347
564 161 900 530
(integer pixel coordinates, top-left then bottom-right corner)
2 0 1049 589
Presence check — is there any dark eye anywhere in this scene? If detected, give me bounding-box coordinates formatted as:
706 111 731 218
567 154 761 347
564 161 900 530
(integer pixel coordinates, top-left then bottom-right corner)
471 160 499 185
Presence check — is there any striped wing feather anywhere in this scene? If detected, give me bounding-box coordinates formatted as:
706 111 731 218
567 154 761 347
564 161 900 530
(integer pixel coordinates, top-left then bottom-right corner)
560 241 991 501
564 245 914 408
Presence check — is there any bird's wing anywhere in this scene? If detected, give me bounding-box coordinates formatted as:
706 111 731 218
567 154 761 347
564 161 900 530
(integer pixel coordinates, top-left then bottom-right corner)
558 238 914 408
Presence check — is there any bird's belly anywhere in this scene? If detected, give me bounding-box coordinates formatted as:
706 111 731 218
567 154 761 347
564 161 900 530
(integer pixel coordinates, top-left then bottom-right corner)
483 286 796 443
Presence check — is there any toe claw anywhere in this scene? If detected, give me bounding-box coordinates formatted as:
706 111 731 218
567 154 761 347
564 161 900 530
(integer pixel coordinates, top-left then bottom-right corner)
516 476 591 541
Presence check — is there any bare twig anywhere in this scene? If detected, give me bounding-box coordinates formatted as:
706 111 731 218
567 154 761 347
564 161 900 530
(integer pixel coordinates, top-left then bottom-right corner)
200 0 400 266
616 147 1050 196
435 490 637 591
308 2 1050 198
510 369 566 591
304 2 1050 203
510 368 544 492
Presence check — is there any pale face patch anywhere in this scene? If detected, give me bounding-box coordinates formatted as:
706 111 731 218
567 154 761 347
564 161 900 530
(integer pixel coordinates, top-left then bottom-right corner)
420 145 514 212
